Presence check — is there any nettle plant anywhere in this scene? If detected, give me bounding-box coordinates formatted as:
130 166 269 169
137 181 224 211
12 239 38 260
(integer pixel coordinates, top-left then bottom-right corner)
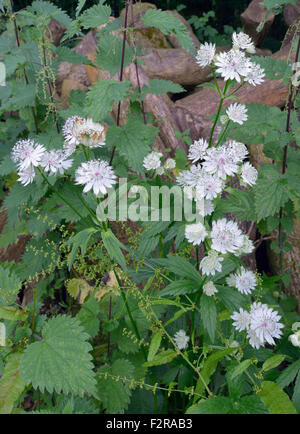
0 0 300 415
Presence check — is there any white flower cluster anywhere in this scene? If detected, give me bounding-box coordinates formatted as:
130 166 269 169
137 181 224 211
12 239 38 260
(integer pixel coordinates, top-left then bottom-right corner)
231 303 283 349
180 138 256 266
11 118 116 196
196 32 265 88
11 139 73 186
289 322 300 348
143 151 176 175
62 116 107 155
174 329 190 350
226 268 257 295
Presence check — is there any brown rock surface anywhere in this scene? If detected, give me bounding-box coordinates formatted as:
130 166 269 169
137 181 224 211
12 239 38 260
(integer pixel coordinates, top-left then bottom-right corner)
284 1 300 26
241 0 275 46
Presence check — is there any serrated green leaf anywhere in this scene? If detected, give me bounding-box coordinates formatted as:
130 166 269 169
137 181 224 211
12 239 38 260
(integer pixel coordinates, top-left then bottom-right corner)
28 0 72 27
96 32 134 77
20 315 97 397
106 116 158 174
0 353 25 414
255 164 289 221
186 397 233 414
80 3 111 29
0 306 28 321
86 80 132 122
2 84 36 111
258 381 297 414
97 358 134 414
0 267 22 306
55 46 93 66
77 297 100 338
142 9 195 53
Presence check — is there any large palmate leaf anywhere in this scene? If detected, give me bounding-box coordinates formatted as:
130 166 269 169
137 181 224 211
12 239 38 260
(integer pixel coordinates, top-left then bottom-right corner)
86 80 132 122
141 9 195 53
106 116 158 174
20 315 97 397
80 3 111 29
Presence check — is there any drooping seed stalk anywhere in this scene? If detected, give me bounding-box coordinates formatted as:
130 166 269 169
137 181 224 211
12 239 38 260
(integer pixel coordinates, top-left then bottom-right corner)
10 0 39 134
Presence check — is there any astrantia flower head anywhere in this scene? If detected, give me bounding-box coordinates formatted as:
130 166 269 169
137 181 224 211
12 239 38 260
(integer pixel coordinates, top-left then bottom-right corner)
249 304 283 346
234 268 257 295
177 165 205 188
40 150 73 175
174 330 190 350
164 158 176 170
245 62 265 86
211 218 244 254
241 162 258 186
197 198 214 217
289 331 300 348
75 159 116 195
17 166 36 186
11 139 45 170
226 274 237 287
63 116 106 152
226 103 248 125
226 140 248 163
203 281 218 296
188 138 209 163
231 308 251 332
232 32 256 54
143 151 162 171
203 146 239 179
237 235 255 255
215 49 251 82
185 222 208 245
195 42 216 67
203 173 224 200
200 250 224 276
156 166 165 176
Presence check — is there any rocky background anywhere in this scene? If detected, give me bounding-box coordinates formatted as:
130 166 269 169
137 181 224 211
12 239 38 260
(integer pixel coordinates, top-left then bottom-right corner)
3 1 300 302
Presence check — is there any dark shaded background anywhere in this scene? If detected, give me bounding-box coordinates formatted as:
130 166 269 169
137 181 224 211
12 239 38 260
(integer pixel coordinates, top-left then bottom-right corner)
12 0 287 51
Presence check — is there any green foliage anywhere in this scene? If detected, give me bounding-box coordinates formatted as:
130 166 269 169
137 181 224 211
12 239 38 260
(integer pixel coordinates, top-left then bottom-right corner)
0 266 22 306
106 115 158 174
97 358 135 413
20 315 97 397
0 353 25 414
254 164 291 221
258 381 297 414
86 80 132 122
141 9 195 53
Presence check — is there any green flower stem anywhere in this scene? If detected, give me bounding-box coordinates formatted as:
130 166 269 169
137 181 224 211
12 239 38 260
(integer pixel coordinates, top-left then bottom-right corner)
209 78 231 146
216 120 231 147
114 268 148 361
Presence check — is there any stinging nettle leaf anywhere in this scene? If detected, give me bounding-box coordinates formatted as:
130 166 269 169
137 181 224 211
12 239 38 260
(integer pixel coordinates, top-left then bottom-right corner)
20 315 97 397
